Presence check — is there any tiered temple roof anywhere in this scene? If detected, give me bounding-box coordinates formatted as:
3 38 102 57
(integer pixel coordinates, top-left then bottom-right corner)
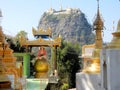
32 27 52 38
20 27 61 47
0 26 21 89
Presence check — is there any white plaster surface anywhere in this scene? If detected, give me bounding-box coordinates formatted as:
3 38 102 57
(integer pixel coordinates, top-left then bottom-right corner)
76 72 102 90
106 49 120 90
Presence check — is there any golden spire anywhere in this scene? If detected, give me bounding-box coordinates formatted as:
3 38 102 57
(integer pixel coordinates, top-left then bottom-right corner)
60 5 62 11
82 0 104 73
50 6 52 11
93 0 104 30
117 19 120 31
0 26 5 43
0 9 2 17
93 0 104 49
0 9 3 25
107 19 120 48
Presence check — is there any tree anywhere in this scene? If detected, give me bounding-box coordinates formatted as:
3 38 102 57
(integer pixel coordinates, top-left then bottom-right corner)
15 30 28 40
6 30 28 52
57 41 82 89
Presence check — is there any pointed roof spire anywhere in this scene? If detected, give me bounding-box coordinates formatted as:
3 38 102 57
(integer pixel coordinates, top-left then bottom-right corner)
0 9 3 25
0 26 5 43
117 19 120 31
97 0 99 9
0 9 2 17
93 0 104 30
60 5 62 11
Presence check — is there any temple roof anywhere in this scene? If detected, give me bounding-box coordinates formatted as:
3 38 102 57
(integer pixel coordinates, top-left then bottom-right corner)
20 27 61 47
32 27 52 38
20 36 61 47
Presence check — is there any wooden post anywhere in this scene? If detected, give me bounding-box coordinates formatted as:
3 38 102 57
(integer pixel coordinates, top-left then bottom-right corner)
54 46 57 71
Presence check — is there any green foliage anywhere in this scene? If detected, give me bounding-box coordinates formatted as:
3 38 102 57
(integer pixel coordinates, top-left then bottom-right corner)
6 30 27 52
46 41 82 90
15 30 27 40
61 83 69 90
57 41 82 89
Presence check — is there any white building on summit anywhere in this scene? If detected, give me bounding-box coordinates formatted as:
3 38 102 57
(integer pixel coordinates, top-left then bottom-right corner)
46 7 81 15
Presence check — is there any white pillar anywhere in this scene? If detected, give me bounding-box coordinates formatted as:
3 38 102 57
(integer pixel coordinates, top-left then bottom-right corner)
105 49 120 90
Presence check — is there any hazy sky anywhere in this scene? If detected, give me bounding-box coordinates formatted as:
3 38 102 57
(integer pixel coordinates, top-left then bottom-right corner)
0 0 120 42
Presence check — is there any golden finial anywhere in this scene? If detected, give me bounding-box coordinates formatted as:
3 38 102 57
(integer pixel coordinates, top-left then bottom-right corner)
0 9 2 17
93 0 104 30
50 6 52 11
97 0 99 9
60 5 62 11
117 19 120 31
0 9 3 25
97 0 100 17
113 21 115 31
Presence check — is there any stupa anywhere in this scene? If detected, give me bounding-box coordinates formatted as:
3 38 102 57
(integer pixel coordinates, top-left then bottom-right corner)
107 20 120 48
83 0 104 73
0 9 11 89
0 9 22 89
0 27 12 89
76 0 104 89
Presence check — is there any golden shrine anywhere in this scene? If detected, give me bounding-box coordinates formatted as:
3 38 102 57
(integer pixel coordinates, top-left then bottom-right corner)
0 10 22 89
107 19 120 48
20 27 61 47
83 0 104 73
20 27 61 78
0 26 22 89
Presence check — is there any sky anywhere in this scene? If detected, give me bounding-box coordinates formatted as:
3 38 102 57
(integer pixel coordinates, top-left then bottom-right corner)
0 0 120 42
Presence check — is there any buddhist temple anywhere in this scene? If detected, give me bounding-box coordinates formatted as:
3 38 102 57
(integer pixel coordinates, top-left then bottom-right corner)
19 27 61 78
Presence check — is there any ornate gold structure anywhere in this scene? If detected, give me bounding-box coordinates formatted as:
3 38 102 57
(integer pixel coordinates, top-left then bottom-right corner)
107 20 120 48
0 26 23 89
20 36 61 47
32 27 52 37
20 27 61 78
20 27 61 47
0 10 22 89
34 57 49 78
83 0 104 73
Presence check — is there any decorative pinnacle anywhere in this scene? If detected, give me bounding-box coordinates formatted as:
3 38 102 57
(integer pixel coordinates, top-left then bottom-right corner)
0 9 2 17
97 0 99 9
117 19 120 31
93 0 104 30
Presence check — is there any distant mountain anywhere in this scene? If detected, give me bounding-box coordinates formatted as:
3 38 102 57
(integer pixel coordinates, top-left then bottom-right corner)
38 8 95 45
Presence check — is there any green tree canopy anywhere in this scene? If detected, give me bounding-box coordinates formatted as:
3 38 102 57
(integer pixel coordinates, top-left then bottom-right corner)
57 41 82 89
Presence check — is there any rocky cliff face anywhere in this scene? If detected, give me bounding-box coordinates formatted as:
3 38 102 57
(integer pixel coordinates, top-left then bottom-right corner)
38 8 95 45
